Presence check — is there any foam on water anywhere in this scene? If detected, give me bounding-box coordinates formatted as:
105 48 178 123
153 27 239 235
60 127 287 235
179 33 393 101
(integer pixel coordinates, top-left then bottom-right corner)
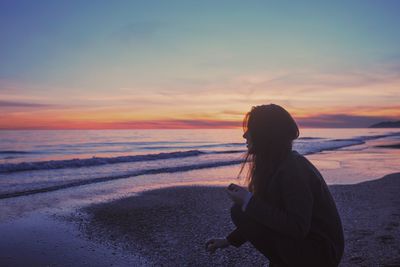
0 129 399 199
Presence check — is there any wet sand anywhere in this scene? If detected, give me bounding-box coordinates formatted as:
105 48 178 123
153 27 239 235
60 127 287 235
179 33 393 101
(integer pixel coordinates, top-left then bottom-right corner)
308 138 400 185
76 173 400 266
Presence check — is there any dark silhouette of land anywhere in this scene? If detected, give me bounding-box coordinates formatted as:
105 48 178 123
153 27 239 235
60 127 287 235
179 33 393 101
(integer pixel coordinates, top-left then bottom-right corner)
369 121 400 128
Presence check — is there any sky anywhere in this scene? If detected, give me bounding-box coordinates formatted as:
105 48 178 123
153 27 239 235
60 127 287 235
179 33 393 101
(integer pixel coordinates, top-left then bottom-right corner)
1 0 399 129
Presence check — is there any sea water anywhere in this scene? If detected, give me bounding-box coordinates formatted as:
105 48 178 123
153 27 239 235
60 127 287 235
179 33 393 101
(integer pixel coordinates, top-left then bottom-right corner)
0 128 399 199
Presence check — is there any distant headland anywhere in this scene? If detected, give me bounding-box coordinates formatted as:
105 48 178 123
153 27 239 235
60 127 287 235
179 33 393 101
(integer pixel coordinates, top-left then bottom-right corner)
369 121 400 128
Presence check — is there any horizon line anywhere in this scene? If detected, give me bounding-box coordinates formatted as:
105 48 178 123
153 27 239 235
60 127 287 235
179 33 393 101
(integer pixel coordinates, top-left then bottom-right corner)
0 126 389 130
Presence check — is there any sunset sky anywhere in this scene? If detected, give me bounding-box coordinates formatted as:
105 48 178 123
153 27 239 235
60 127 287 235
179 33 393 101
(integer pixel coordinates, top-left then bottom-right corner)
1 0 399 129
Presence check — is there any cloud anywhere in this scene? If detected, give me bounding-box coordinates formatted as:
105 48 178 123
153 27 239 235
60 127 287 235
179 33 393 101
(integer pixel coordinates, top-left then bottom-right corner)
109 119 241 129
233 66 400 93
0 100 53 108
296 114 397 128
0 118 242 130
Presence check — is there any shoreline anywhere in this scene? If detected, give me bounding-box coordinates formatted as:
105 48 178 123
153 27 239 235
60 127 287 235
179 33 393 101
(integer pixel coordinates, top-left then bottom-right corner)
1 135 399 266
73 173 400 266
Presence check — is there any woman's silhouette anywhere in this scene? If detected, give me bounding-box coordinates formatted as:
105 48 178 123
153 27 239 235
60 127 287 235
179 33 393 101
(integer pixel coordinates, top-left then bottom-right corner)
206 104 344 267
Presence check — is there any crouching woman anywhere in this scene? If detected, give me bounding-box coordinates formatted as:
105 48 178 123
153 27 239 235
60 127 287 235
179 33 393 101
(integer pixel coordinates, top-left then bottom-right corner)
206 104 344 267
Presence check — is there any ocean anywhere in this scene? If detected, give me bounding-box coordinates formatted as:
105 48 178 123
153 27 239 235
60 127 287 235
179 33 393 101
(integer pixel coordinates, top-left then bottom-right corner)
1 128 399 200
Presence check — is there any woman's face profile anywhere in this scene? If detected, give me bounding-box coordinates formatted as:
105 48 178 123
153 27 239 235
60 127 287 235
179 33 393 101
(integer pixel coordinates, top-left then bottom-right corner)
243 130 253 152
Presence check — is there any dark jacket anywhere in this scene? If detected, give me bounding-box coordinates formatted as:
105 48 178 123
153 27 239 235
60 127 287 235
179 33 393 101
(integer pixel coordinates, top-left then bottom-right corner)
227 150 344 265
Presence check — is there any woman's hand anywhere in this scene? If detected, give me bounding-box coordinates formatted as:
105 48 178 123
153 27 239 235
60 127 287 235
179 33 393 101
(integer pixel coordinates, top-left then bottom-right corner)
205 238 230 254
226 183 250 206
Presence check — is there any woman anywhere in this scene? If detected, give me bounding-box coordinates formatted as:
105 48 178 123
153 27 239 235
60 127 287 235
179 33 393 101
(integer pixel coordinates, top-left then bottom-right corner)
205 104 344 267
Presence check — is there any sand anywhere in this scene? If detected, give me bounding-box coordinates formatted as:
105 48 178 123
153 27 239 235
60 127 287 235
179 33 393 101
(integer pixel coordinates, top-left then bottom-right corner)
75 172 400 266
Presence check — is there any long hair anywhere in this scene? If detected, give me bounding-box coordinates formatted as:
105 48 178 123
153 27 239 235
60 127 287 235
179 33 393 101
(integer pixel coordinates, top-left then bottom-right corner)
237 104 299 199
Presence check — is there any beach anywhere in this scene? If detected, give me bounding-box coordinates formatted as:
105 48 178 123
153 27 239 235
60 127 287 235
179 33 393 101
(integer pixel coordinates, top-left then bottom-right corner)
2 174 398 267
0 133 399 266
73 173 400 267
